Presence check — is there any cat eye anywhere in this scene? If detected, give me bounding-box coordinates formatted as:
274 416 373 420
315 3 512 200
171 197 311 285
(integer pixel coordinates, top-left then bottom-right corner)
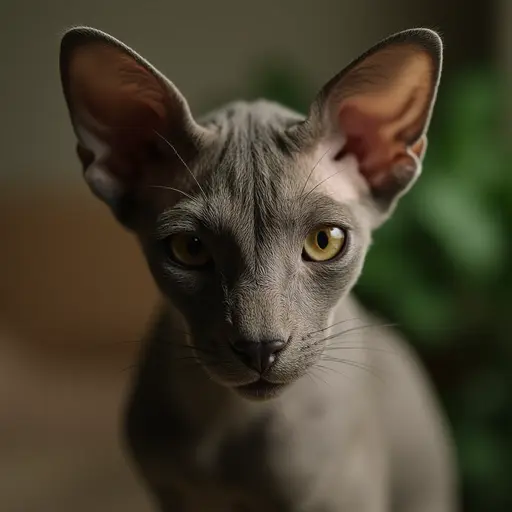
167 233 212 268
303 226 346 262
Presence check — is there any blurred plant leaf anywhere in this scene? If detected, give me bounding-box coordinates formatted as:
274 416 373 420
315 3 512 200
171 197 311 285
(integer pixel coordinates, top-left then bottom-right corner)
415 173 506 281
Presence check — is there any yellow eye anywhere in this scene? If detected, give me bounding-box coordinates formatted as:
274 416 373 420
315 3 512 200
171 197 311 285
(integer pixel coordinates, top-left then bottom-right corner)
303 226 346 262
168 233 212 268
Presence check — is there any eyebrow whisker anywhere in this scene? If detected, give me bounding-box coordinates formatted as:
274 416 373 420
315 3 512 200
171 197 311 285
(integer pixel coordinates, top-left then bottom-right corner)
154 130 207 199
299 146 332 199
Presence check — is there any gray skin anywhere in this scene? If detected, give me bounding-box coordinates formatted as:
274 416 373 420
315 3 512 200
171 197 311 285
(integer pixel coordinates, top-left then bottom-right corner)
59 27 459 512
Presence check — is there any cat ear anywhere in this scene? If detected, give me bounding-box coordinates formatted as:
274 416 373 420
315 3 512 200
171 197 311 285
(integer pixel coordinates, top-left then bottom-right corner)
302 28 442 222
60 27 210 223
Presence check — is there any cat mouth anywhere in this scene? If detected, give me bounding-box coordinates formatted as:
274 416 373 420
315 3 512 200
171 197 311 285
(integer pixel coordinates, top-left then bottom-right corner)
235 379 287 400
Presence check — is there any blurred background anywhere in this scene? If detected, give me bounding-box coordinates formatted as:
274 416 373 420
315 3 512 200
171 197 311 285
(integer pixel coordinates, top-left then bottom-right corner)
0 1 510 511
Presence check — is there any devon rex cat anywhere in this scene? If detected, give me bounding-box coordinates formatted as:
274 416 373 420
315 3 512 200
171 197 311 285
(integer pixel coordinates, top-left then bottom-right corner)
59 26 458 512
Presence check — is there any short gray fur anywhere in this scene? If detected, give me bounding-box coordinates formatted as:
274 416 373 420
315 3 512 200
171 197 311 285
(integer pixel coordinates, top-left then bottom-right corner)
59 26 459 512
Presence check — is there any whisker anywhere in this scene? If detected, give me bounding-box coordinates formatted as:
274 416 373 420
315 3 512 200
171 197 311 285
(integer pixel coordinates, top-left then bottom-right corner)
304 317 364 338
320 356 384 382
148 185 196 201
310 344 398 355
301 166 346 203
313 363 354 384
308 367 329 388
311 364 332 379
331 322 398 338
154 130 207 199
320 355 377 372
305 372 322 391
312 322 398 346
299 146 332 198
324 346 398 356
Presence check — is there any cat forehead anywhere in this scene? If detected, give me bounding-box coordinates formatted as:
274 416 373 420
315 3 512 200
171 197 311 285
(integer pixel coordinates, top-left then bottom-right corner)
156 101 366 238
195 101 367 208
194 101 306 193
199 100 305 131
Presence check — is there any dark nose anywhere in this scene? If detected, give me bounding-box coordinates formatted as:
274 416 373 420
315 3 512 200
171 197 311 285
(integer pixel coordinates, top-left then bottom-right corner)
231 339 286 373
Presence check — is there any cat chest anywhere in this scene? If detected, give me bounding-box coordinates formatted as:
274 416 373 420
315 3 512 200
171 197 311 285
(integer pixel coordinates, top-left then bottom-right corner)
130 408 314 508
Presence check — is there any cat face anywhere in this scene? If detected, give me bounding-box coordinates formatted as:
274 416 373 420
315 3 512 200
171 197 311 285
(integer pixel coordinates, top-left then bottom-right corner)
60 27 442 398
136 101 372 395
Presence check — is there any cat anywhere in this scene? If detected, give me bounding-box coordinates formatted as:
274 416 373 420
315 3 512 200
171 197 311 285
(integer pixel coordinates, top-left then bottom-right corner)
59 26 458 512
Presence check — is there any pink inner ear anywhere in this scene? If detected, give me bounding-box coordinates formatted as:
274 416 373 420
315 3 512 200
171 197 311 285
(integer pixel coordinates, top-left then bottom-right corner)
68 44 174 183
339 104 401 178
338 85 428 187
70 45 169 147
333 46 435 189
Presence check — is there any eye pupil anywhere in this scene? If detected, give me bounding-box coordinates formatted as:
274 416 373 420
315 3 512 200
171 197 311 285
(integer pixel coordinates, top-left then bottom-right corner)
168 233 211 268
186 237 203 256
316 230 329 250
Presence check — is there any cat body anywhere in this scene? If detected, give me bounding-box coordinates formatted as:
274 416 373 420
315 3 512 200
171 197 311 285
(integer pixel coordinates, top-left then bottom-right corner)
59 27 458 511
126 295 456 512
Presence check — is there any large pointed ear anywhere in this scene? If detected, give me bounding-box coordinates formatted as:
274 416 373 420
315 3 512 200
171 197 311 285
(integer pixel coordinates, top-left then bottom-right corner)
299 28 442 224
60 27 211 225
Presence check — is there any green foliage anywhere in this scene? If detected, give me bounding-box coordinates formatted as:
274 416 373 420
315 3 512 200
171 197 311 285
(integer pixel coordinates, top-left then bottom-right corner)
252 62 512 511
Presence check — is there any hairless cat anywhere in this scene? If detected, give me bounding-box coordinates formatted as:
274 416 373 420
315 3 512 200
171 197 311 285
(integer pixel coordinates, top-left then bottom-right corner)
59 26 458 511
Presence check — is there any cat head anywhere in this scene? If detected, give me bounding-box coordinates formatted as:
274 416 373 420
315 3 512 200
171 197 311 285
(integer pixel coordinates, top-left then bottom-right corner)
60 27 442 399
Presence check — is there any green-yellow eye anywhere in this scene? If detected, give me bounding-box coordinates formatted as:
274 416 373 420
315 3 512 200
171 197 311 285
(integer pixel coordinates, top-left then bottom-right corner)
303 226 346 262
167 233 212 268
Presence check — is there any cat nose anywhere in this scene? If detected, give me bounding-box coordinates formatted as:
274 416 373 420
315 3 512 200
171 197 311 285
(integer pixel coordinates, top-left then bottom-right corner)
231 339 286 373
